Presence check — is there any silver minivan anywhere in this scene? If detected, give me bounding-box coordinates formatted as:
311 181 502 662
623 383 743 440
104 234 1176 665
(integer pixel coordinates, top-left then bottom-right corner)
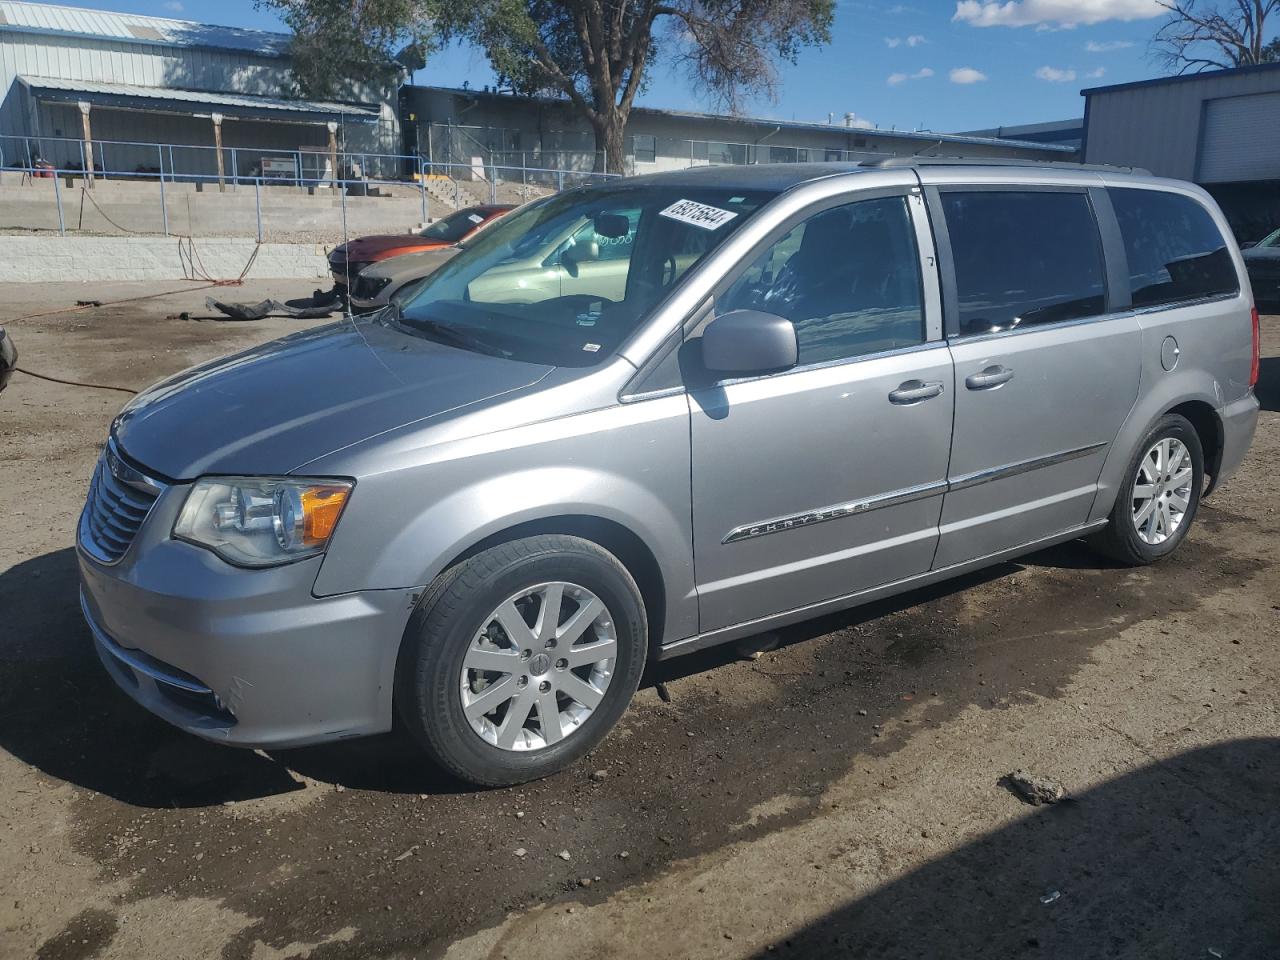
78 161 1261 786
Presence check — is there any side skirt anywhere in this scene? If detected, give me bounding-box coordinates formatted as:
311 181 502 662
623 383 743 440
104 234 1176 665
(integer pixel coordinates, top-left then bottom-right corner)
656 519 1109 661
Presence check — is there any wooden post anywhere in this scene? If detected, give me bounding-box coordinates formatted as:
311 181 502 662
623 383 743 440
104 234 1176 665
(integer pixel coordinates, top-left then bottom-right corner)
78 101 94 187
212 112 225 192
327 121 339 190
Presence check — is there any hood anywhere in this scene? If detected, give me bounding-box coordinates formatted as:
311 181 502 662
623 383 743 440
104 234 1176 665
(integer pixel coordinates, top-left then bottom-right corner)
336 235 443 261
365 246 459 282
112 319 552 479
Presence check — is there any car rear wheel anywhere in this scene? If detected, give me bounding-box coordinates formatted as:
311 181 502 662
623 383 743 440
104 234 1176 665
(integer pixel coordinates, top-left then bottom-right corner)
396 535 647 786
1090 414 1204 566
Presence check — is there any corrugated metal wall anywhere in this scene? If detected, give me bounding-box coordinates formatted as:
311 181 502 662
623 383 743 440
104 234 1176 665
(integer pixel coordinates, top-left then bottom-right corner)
1084 67 1280 181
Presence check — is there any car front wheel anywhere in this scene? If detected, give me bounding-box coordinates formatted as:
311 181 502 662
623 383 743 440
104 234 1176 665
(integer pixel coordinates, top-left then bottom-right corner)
397 534 647 786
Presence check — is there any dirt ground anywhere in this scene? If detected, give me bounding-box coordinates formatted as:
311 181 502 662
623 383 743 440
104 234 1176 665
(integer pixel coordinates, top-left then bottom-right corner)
1 281 1278 960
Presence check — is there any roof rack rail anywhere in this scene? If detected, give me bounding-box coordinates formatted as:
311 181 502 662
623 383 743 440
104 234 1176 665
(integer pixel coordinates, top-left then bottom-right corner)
857 156 1153 176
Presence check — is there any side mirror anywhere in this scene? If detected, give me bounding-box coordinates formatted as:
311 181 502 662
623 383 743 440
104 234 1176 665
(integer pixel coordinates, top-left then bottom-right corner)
1241 240 1257 249
700 309 797 376
560 239 599 276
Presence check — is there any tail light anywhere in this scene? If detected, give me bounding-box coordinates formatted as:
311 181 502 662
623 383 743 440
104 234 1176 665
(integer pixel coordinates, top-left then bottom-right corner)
1250 305 1260 388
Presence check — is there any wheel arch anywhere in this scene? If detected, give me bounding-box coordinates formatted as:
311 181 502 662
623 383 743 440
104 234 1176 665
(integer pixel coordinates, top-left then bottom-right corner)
1164 399 1224 494
441 514 670 651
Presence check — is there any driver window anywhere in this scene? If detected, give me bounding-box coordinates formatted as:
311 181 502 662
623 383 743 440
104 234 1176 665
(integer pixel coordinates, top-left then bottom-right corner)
720 196 925 366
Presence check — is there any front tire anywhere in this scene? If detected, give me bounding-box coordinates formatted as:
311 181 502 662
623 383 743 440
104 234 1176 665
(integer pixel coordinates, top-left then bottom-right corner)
396 535 647 787
1090 414 1204 566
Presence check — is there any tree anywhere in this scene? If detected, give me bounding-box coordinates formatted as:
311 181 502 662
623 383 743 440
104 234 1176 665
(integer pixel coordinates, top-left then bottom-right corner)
265 0 436 98
263 0 834 173
1151 0 1280 73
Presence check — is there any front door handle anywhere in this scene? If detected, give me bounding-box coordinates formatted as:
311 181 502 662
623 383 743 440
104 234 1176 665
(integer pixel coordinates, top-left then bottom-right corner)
888 379 944 405
965 365 1014 390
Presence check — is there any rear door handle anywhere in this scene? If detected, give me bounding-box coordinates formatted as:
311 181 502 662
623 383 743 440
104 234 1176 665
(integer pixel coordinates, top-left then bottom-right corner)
888 379 944 405
965 365 1014 390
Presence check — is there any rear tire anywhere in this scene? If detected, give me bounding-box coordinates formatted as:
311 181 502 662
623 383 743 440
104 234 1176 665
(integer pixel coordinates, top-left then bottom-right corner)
396 535 647 787
1090 414 1204 566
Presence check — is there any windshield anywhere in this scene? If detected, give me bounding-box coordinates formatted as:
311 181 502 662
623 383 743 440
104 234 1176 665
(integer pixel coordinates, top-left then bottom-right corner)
419 207 496 243
393 184 776 366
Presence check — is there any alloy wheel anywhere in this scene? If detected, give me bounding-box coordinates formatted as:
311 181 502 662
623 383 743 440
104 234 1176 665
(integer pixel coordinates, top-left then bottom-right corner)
459 582 617 751
1132 437 1194 545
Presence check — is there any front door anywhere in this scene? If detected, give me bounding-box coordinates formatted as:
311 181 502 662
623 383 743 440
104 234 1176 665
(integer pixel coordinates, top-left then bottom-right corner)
930 187 1142 568
688 191 955 632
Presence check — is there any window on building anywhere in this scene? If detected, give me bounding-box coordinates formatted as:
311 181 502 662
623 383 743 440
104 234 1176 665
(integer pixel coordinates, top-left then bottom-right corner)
941 190 1106 337
720 196 924 365
1109 188 1238 308
630 134 657 164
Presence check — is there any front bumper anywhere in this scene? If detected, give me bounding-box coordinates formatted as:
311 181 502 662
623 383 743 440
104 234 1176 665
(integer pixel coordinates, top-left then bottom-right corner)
78 483 417 749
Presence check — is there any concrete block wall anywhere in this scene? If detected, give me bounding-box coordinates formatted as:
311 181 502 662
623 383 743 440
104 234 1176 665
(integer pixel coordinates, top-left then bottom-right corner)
0 236 329 283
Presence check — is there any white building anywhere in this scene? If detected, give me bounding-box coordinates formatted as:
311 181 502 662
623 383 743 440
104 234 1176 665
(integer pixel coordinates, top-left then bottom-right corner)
405 85 1077 177
0 0 402 181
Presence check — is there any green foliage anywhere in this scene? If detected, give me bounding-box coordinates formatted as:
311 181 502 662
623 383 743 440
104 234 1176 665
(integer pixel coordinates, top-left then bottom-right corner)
262 0 835 169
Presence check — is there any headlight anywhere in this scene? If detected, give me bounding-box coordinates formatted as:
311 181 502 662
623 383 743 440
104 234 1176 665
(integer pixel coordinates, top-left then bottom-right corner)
173 477 352 567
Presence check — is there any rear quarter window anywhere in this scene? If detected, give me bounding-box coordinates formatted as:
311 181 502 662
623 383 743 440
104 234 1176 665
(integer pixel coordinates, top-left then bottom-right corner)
1109 188 1239 308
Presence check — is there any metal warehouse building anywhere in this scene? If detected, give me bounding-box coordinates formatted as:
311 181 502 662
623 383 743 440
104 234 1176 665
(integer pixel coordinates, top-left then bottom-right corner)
0 0 401 181
1083 63 1280 241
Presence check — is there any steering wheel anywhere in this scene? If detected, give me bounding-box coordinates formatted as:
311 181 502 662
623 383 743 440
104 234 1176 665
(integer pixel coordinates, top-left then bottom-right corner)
661 254 678 287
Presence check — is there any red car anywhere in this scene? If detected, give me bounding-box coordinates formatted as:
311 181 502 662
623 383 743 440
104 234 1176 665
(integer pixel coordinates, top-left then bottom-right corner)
328 204 514 289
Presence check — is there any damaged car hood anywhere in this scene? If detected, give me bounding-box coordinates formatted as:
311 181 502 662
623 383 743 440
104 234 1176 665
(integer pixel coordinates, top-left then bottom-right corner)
112 318 553 479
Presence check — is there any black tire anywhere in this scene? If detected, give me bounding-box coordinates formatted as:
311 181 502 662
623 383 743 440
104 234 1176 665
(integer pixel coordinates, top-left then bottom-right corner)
396 535 647 787
1090 414 1204 566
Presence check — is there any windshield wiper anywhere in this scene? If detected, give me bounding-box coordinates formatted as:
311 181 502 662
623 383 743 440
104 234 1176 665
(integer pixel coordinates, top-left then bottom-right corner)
385 302 511 358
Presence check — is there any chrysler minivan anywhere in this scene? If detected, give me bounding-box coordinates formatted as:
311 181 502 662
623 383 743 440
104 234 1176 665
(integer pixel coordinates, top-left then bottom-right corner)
78 161 1261 786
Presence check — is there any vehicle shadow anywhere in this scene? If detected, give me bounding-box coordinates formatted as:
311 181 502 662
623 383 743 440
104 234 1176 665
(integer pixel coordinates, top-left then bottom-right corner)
1256 355 1279 413
0 547 467 807
747 737 1280 959
0 535 1129 806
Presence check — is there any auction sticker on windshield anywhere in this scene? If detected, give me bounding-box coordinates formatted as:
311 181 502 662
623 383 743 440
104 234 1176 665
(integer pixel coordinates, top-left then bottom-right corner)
660 199 738 230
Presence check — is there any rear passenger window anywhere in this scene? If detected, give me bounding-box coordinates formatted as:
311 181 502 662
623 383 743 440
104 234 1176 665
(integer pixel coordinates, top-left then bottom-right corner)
941 191 1106 337
1109 188 1238 308
720 196 924 366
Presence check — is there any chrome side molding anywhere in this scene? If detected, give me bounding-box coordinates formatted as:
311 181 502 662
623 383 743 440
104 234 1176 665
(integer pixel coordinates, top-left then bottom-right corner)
722 441 1108 544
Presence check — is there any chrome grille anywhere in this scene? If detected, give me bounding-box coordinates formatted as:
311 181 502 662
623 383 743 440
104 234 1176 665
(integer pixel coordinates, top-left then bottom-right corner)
79 442 164 564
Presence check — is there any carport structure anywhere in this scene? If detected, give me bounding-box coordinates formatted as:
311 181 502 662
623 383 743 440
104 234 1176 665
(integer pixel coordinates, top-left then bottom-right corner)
0 0 403 182
13 76 381 187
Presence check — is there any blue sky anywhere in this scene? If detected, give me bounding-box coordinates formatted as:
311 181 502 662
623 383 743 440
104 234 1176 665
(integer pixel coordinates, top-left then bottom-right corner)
54 0 1210 130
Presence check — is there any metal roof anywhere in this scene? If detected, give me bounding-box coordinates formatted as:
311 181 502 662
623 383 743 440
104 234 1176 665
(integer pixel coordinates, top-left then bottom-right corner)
19 76 381 121
0 0 291 57
418 85 1077 155
1081 61 1280 97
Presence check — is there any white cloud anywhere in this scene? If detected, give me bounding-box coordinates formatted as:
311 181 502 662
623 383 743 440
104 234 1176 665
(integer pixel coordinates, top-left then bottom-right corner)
1085 39 1135 52
1035 65 1077 81
887 67 934 85
161 0 183 9
907 34 927 46
887 4 918 12
954 0 1163 29
949 66 988 84
885 36 902 47
885 34 927 47
1085 66 1107 78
